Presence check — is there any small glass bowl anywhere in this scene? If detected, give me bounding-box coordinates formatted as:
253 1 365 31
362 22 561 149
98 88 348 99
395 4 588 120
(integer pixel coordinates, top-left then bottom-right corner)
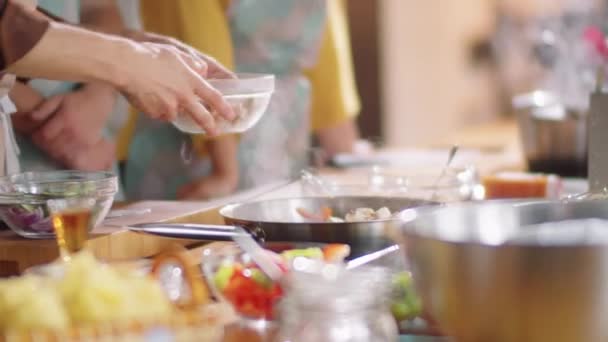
172 73 275 135
201 242 335 324
0 171 118 238
368 166 479 202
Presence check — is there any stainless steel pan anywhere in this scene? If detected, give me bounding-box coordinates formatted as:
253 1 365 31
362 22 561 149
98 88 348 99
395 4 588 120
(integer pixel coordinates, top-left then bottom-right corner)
129 196 436 257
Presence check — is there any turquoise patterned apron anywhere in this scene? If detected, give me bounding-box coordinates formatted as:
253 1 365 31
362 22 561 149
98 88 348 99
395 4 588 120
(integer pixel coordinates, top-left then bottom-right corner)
124 0 327 199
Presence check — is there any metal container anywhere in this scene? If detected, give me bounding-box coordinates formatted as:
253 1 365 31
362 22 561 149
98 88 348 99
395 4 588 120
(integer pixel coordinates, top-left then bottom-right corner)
130 197 436 258
513 91 587 177
392 200 608 342
221 196 434 256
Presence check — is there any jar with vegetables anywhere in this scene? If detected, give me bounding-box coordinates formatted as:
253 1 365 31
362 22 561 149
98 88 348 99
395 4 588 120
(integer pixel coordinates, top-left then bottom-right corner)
275 265 399 342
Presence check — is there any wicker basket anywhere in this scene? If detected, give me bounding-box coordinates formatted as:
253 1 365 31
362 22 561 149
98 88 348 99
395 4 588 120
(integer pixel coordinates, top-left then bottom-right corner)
1 303 235 342
1 248 236 342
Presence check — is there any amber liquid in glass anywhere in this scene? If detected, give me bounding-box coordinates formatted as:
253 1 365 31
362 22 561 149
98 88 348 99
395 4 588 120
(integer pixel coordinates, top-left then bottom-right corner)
52 209 91 257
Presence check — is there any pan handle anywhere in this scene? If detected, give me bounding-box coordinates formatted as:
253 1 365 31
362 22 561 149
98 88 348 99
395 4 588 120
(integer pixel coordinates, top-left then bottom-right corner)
128 223 266 242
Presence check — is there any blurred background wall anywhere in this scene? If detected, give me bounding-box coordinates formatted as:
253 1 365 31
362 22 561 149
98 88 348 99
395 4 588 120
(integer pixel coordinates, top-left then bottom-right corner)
348 0 499 147
347 0 603 147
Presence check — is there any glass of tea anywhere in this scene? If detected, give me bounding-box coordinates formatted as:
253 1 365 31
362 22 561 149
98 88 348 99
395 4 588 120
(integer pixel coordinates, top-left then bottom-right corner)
47 197 96 260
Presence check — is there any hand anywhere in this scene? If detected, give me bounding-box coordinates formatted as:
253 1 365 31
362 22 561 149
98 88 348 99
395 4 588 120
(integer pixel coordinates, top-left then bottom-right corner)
57 139 116 171
9 82 45 135
124 30 235 79
117 42 236 136
29 83 115 151
176 173 239 200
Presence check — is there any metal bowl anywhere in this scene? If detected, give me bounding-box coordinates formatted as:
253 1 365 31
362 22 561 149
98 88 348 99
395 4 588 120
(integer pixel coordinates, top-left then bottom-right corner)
392 200 608 342
221 196 435 256
513 91 587 177
0 171 118 239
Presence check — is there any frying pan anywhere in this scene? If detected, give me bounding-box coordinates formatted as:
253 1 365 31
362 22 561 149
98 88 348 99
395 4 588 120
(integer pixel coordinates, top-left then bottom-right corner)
129 196 436 256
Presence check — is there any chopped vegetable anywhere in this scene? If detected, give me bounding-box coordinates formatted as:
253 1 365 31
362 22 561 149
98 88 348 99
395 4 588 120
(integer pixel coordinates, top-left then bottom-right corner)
296 207 333 221
213 263 236 291
281 247 324 261
249 268 272 289
221 264 283 319
216 244 351 319
345 207 392 222
322 244 351 263
296 206 393 223
391 272 422 321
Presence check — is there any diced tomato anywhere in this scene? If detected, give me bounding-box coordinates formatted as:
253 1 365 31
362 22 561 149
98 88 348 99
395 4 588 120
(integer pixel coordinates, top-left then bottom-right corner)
221 266 284 319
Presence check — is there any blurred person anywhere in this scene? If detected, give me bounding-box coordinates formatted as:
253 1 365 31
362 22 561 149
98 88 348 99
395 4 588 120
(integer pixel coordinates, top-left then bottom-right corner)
0 0 235 175
113 0 239 200
127 0 362 197
9 0 117 175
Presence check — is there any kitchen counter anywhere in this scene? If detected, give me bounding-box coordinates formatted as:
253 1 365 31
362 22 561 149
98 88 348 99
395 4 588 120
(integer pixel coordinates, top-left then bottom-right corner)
0 118 523 276
0 118 525 341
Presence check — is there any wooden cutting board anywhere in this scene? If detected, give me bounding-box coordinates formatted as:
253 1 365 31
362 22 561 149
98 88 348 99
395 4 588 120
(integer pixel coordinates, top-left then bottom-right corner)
0 181 296 276
0 201 218 276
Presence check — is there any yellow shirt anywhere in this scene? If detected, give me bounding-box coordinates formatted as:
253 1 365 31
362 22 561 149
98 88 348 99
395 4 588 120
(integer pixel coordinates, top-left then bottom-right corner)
116 0 360 161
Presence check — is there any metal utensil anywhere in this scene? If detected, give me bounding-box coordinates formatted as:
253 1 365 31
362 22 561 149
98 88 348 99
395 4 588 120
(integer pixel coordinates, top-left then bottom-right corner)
429 145 458 201
128 223 266 242
393 199 608 342
221 196 435 256
231 226 283 281
346 244 400 270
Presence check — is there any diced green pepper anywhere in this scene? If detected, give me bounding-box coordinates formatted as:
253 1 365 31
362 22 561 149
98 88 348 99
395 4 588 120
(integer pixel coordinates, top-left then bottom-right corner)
280 247 323 261
214 264 235 291
249 268 273 289
391 271 423 321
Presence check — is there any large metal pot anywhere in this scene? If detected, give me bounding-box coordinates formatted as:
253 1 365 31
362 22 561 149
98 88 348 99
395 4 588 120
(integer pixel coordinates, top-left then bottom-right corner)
393 200 608 342
513 91 587 177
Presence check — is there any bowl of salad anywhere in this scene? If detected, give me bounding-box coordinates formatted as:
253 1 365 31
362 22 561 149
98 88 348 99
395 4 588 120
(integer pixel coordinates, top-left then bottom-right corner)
0 171 118 238
201 241 429 330
201 242 350 321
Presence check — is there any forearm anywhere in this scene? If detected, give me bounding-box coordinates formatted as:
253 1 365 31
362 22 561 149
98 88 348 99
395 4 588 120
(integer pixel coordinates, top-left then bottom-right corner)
7 21 133 88
316 118 361 157
206 135 239 182
177 135 239 199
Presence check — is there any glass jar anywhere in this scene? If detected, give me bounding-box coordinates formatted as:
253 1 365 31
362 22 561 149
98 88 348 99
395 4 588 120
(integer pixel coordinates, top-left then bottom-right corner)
275 265 398 342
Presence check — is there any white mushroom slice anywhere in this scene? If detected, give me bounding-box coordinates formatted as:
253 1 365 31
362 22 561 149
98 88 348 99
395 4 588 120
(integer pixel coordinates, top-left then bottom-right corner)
375 207 392 220
345 208 376 222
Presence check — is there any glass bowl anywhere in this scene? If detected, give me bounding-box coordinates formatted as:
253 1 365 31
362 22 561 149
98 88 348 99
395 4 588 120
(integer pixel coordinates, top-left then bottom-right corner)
201 242 342 324
368 166 479 202
300 166 478 202
172 73 275 135
0 171 118 238
201 242 428 331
